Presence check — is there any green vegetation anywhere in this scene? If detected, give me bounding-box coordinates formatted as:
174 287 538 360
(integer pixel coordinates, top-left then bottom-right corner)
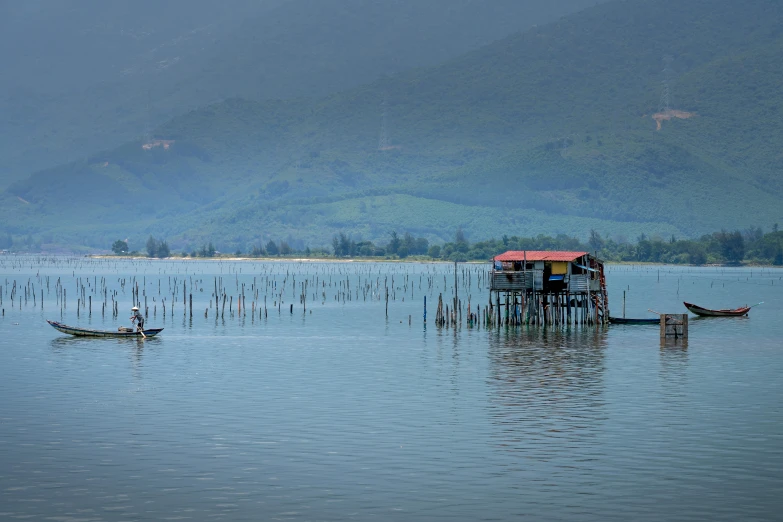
104 227 783 267
400 228 782 266
2 0 783 251
435 228 783 266
0 233 13 250
111 240 129 254
145 236 170 258
332 231 429 258
1 0 597 187
196 243 217 258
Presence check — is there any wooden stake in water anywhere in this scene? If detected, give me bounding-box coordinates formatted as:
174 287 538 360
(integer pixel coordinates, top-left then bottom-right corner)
454 261 458 324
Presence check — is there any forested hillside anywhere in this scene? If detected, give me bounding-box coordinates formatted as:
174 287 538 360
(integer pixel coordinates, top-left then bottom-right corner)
0 0 599 186
3 0 782 253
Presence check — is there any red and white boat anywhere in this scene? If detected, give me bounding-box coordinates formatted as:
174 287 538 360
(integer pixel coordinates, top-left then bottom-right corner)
683 302 751 317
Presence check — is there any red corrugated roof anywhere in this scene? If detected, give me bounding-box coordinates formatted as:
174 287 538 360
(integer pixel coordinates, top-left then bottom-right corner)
494 251 588 262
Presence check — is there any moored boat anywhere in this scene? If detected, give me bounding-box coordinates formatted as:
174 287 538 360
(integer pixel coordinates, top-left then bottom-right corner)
608 317 660 325
682 302 750 317
47 320 163 338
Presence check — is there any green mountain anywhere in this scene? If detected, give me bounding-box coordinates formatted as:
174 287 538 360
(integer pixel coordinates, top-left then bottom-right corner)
0 0 600 187
4 0 783 252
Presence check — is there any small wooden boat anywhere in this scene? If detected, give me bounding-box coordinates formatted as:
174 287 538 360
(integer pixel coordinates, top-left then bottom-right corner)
682 302 750 317
47 320 163 338
609 317 660 325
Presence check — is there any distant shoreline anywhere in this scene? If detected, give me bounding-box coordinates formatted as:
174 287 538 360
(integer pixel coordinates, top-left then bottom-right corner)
83 255 782 268
88 254 467 264
0 252 777 268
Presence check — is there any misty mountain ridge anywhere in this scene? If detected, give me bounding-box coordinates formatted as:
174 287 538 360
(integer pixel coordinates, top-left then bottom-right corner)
0 0 602 186
3 0 783 252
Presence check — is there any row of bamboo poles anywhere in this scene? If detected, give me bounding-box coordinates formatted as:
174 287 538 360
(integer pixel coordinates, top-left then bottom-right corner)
1 257 489 326
1 257 600 328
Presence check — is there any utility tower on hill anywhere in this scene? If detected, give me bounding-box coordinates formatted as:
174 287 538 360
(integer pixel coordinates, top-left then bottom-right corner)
653 55 694 130
378 93 391 151
143 88 154 144
658 55 674 113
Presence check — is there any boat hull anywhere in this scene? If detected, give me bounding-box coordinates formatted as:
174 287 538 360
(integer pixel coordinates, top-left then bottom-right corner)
683 302 750 317
47 320 163 338
609 317 660 325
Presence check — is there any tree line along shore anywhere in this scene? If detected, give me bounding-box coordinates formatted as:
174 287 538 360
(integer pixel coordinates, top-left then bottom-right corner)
96 227 783 266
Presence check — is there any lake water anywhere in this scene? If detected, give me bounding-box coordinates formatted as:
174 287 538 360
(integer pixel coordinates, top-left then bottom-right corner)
1 257 781 521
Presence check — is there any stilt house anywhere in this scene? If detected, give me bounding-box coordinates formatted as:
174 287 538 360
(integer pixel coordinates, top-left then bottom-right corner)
489 250 609 326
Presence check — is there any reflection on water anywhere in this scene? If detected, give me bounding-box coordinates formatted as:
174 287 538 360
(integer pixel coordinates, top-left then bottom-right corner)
691 315 750 322
659 339 688 358
49 334 161 352
49 335 161 379
487 328 608 454
659 340 689 396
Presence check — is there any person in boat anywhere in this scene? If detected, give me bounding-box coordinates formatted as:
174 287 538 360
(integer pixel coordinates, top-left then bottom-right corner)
130 306 145 333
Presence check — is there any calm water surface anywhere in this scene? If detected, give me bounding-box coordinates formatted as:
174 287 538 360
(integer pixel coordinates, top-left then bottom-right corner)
0 257 781 521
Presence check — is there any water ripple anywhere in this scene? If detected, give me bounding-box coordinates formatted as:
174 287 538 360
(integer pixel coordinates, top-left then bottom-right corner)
0 261 781 520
